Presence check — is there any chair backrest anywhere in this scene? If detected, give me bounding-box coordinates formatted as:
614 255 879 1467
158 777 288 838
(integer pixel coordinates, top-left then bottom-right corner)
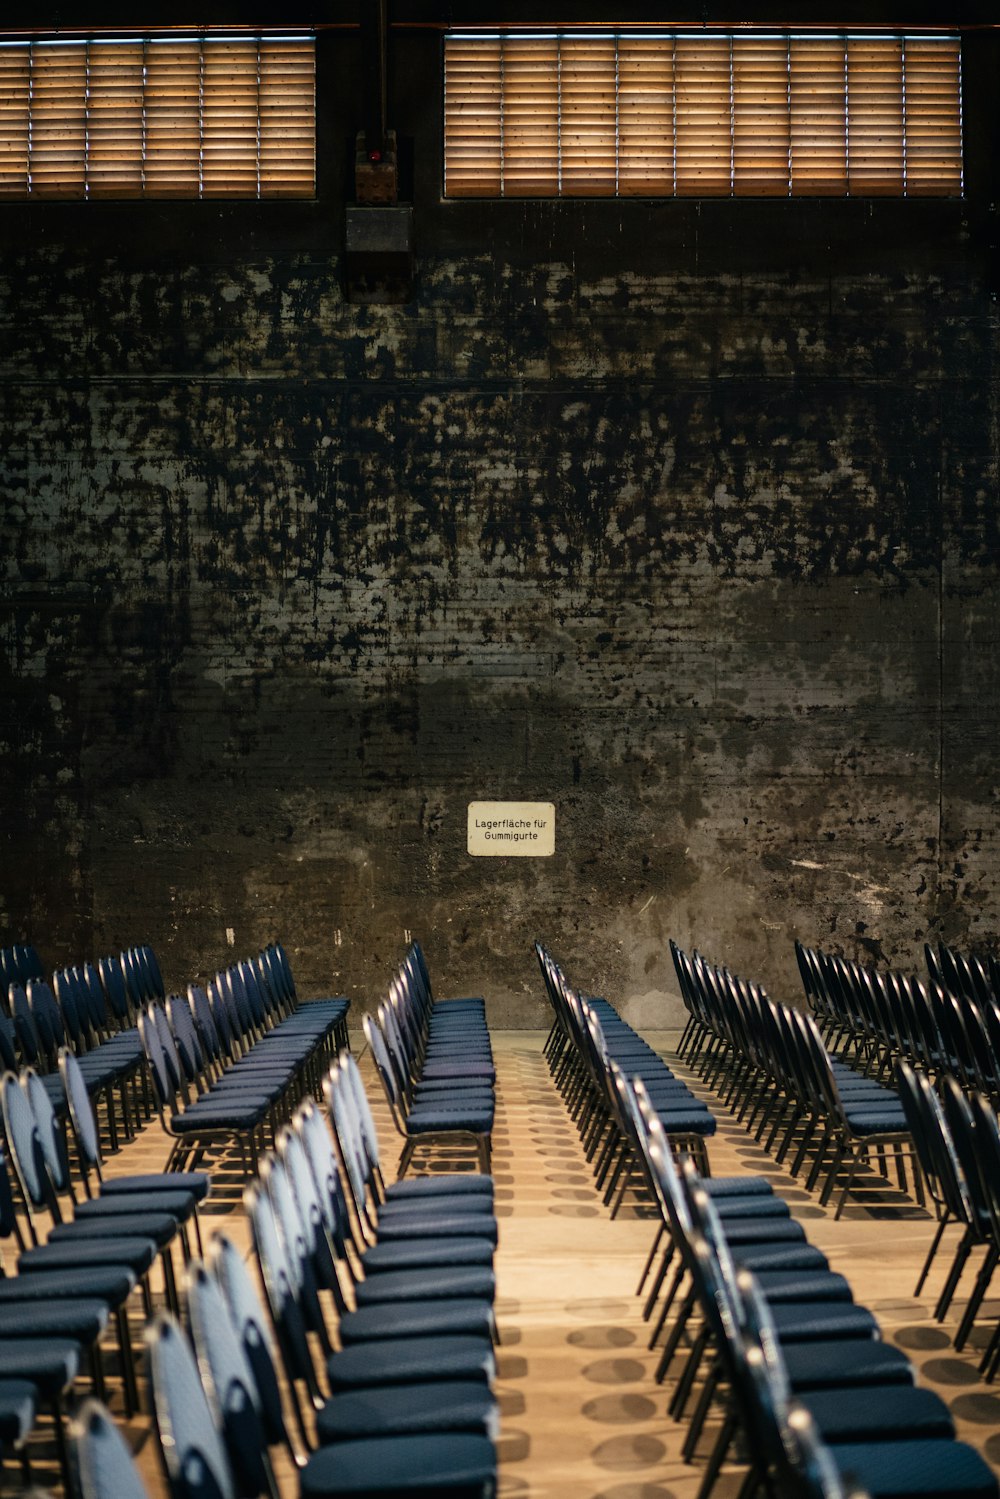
121 948 149 1007
78 962 110 1037
187 986 224 1069
143 945 166 1000
149 1004 185 1095
9 985 41 1067
59 1047 103 1178
209 1233 296 1457
271 942 297 1004
324 1061 369 1209
52 969 88 1051
295 1100 353 1258
72 1397 151 1499
98 954 133 1027
362 1012 406 1120
147 1311 235 1499
28 977 67 1061
894 1061 971 1223
278 1124 348 1312
23 1067 72 1196
186 1260 273 1499
245 1180 321 1400
0 1012 18 1073
138 1007 180 1115
260 1156 329 1345
341 1050 383 1177
167 996 206 1087
0 1071 56 1236
0 1144 27 1252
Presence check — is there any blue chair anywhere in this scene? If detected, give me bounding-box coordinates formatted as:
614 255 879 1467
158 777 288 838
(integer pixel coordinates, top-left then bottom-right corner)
71 1396 150 1499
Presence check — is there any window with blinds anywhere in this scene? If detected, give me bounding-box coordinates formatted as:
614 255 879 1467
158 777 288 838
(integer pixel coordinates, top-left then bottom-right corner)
0 34 315 199
443 33 963 199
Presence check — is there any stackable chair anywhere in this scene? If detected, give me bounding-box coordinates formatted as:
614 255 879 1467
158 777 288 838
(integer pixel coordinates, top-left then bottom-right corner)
363 1013 493 1177
325 1054 493 1234
731 1266 999 1499
259 941 352 1054
139 1000 280 1176
536 944 716 1183
211 1228 497 1457
149 1301 497 1499
246 1178 499 1469
59 1047 209 1254
21 1064 193 1310
298 1097 496 1297
72 1397 150 1499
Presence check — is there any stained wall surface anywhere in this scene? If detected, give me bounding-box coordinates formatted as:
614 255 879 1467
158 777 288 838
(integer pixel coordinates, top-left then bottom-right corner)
1 21 998 1024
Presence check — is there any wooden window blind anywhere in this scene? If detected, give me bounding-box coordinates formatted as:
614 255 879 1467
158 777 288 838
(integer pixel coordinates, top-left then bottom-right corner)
444 33 962 199
0 34 315 199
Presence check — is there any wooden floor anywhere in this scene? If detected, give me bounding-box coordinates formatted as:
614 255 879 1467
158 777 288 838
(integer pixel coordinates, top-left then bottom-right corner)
21 1029 1000 1496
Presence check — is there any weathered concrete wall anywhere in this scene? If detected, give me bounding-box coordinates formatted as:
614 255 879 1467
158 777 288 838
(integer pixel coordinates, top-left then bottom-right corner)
1 27 998 1026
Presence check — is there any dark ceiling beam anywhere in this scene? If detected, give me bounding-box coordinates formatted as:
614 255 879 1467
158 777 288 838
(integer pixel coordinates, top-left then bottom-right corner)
360 0 389 160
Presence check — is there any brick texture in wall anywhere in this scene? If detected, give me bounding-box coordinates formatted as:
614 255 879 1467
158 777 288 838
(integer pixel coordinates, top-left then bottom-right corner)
1 71 998 1024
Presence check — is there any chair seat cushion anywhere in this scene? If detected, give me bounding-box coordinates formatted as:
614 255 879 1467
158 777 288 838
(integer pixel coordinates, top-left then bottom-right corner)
784 1338 915 1391
48 1211 177 1250
0 1339 79 1400
353 1267 495 1306
0 1379 37 1447
19 1237 158 1276
830 1437 999 1498
100 1171 211 1202
74 1190 194 1221
0 1265 136 1305
338 1298 494 1344
0 1298 109 1343
361 1238 494 1274
802 1384 954 1442
315 1381 497 1444
301 1432 496 1497
384 1174 493 1202
326 1335 495 1392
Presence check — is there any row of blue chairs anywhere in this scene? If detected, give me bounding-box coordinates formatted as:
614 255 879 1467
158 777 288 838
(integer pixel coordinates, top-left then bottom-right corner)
927 941 1000 1015
617 1067 999 1499
138 948 349 1178
137 1048 497 1497
672 941 922 1218
537 942 716 1185
0 1046 210 1486
798 941 1000 1104
895 1061 1000 1381
363 944 495 1178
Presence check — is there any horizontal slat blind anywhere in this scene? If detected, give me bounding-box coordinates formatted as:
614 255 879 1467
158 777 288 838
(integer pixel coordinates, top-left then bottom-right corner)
259 36 315 197
733 37 790 196
87 42 144 198
847 39 904 194
790 38 846 195
560 37 617 196
617 38 673 196
444 32 963 199
442 36 502 197
904 38 962 197
503 38 558 196
675 37 730 197
0 35 314 199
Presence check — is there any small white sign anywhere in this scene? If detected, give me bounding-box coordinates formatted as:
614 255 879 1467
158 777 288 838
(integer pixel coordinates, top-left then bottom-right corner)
468 801 555 857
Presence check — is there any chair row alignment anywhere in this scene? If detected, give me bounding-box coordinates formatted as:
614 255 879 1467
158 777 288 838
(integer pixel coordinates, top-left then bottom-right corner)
362 941 496 1179
138 944 350 1178
68 1045 500 1499
798 940 1000 1107
673 941 922 1219
620 1063 999 1499
536 941 715 1194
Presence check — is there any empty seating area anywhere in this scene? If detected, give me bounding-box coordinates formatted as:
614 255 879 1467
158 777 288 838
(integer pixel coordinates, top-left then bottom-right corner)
0 927 999 1497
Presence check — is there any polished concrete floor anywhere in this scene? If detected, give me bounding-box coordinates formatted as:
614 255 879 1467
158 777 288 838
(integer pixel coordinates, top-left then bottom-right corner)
21 1028 1000 1496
